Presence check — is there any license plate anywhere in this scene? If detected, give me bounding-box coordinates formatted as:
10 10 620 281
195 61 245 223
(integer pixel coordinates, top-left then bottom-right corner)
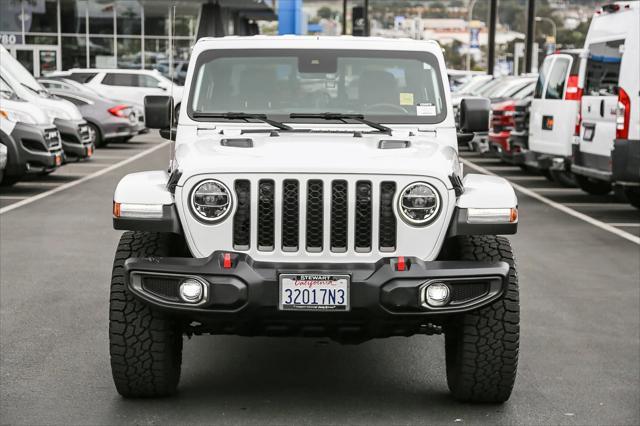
279 274 350 311
542 115 554 130
87 146 93 157
55 154 62 166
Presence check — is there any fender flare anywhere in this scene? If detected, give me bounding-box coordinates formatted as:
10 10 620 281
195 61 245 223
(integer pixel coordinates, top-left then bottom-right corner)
447 173 518 236
113 170 182 234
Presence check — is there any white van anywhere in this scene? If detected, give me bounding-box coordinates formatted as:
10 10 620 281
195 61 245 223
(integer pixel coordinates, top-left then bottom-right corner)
528 50 582 186
0 46 94 159
572 2 640 202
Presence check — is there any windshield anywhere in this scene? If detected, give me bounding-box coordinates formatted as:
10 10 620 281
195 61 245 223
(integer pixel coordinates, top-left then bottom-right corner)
188 49 447 124
456 76 491 95
0 49 46 94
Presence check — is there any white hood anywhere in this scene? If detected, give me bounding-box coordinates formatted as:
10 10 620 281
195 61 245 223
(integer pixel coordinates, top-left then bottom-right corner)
0 98 51 126
174 127 459 186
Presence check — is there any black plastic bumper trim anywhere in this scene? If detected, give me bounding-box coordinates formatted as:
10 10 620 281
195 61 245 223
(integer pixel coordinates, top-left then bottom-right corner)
123 251 510 318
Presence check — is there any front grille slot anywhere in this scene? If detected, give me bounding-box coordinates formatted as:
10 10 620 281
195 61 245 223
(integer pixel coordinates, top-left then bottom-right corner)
281 179 300 251
379 182 397 251
232 180 251 250
330 180 348 252
257 180 275 251
231 177 401 256
306 180 324 252
354 181 372 252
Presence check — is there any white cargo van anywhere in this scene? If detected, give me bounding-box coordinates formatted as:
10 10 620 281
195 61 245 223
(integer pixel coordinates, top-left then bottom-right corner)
0 46 94 159
572 2 640 202
528 50 582 186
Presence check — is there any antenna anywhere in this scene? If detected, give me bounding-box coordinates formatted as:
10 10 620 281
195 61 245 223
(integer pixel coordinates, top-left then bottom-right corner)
169 3 177 171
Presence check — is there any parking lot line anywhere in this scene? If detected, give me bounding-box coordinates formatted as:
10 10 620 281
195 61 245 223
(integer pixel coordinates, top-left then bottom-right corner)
0 141 167 215
563 202 630 208
608 223 640 227
503 175 548 181
0 195 29 200
462 158 640 245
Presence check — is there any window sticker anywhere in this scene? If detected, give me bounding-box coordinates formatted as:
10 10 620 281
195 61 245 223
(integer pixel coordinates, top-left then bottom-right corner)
399 92 414 105
416 103 437 116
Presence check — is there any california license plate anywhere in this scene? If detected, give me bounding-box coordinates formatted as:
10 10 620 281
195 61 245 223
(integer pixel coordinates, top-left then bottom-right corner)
279 274 350 311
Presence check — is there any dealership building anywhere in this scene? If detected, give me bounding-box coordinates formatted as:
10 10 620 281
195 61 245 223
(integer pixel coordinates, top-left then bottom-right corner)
0 0 276 77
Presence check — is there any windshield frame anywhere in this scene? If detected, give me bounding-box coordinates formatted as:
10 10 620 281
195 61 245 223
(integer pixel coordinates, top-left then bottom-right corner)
186 48 448 125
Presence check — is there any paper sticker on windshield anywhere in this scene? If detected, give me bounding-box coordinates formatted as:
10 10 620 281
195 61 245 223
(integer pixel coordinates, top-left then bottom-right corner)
416 103 437 116
399 92 414 105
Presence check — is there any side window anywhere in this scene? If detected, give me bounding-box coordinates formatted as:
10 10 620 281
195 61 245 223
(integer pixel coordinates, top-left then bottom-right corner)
544 57 570 100
138 75 161 88
102 73 138 87
534 56 553 99
584 39 624 96
67 73 97 83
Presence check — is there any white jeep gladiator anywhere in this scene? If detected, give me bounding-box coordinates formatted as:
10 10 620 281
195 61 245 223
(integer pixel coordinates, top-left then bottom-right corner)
110 36 520 402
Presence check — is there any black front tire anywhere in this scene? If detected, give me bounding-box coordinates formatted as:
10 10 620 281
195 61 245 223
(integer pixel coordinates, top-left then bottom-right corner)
109 231 183 398
575 174 612 195
443 235 520 403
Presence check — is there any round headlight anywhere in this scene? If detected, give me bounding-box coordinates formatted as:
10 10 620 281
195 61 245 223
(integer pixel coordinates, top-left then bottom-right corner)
398 182 440 226
190 179 232 223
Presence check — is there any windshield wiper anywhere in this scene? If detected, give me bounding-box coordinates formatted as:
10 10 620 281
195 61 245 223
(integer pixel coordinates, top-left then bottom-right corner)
192 112 292 131
289 113 392 135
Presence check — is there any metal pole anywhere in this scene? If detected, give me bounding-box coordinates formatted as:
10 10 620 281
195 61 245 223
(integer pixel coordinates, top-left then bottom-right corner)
525 0 535 73
487 0 497 75
342 0 347 35
363 0 369 36
466 0 477 71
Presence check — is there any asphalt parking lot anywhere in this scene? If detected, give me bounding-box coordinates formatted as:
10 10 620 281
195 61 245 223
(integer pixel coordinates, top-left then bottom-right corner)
1 133 638 425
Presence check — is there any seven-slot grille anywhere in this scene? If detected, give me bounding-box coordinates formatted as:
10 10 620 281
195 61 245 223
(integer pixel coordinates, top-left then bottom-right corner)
232 178 397 254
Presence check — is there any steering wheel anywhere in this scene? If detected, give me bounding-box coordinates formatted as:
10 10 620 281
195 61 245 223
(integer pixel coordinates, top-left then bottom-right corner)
365 103 409 114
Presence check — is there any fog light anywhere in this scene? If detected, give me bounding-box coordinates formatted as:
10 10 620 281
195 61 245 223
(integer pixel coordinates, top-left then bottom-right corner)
425 282 450 307
179 279 204 303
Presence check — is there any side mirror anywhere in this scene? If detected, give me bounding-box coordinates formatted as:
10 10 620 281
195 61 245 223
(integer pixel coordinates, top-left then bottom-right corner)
459 97 490 133
144 95 173 130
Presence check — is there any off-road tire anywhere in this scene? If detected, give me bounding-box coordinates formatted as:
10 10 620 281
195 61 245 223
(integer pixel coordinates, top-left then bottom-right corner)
575 174 612 195
109 231 183 398
443 235 519 403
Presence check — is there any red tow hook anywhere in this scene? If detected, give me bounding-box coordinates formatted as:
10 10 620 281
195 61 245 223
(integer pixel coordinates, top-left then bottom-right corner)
395 256 407 271
222 253 233 269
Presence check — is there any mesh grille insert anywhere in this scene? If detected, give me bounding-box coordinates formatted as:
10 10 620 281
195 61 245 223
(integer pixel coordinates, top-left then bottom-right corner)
355 181 372 252
141 276 181 301
233 180 251 250
379 182 397 251
257 180 275 251
450 283 489 304
330 180 348 252
306 180 324 252
282 179 300 251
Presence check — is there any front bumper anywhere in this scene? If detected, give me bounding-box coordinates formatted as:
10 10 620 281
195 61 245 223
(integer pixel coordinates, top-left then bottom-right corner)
124 252 510 341
5 123 64 176
54 118 94 159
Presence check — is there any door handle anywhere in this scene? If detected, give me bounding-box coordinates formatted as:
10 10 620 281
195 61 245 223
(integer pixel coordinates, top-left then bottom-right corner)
600 99 605 117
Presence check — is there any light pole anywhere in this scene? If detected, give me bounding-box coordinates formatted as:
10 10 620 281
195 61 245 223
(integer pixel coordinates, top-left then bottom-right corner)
535 16 557 48
466 0 478 71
